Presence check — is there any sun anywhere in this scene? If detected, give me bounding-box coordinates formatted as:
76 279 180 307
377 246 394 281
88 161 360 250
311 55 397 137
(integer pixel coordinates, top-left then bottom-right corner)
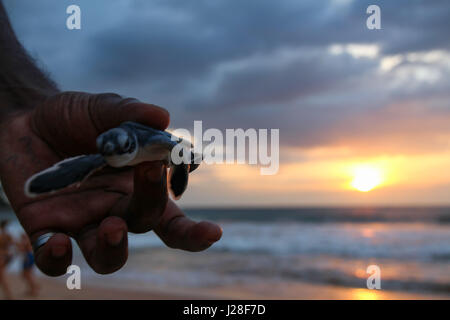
351 165 383 192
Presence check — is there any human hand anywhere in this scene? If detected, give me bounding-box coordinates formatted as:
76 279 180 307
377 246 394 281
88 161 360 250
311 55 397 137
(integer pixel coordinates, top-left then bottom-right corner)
0 92 222 276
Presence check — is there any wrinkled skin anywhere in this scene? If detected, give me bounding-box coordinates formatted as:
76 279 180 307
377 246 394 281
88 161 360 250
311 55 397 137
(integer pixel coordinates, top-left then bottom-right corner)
0 92 222 276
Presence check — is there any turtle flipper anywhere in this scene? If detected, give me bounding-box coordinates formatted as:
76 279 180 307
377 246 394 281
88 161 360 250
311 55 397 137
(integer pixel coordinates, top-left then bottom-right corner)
168 150 203 199
168 163 190 200
25 154 106 197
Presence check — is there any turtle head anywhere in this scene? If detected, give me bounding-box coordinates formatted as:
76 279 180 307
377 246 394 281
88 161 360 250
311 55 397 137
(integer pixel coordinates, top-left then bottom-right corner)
96 128 138 167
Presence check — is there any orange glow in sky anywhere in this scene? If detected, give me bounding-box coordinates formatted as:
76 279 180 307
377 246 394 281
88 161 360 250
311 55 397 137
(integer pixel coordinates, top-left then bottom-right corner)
180 148 450 207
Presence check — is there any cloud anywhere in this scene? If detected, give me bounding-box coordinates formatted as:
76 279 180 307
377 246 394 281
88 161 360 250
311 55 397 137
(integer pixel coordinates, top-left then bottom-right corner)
184 46 378 111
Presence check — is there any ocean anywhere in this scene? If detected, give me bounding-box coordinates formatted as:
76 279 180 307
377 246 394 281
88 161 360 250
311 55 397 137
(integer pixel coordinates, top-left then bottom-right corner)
2 207 450 298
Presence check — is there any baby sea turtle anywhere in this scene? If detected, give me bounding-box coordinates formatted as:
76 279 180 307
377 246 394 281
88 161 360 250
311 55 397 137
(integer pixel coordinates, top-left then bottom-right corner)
24 121 202 199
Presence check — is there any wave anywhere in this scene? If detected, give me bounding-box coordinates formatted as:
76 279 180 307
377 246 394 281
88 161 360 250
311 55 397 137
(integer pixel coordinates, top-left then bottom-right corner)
127 221 450 262
186 207 450 224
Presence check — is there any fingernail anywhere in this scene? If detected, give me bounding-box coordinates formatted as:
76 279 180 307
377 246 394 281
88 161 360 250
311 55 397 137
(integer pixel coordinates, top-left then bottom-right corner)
106 230 124 246
146 165 165 182
51 245 67 258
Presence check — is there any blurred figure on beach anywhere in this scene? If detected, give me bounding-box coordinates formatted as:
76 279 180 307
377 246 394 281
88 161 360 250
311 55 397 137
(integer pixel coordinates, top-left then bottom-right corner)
16 234 39 296
0 220 13 299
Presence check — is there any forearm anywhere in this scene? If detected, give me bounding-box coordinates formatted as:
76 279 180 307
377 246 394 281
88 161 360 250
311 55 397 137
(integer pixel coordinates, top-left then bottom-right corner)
0 1 59 119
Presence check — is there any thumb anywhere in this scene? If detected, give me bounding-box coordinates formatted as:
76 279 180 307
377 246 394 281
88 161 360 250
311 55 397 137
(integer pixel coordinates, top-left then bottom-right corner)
32 92 170 156
88 92 170 133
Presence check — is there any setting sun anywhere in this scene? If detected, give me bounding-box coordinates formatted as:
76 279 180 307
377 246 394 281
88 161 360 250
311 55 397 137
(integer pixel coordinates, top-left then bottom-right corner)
351 165 383 192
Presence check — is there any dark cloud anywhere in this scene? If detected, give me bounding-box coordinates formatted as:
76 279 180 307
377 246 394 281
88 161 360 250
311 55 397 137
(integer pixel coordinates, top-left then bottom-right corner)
368 0 450 54
83 0 450 83
84 0 368 84
185 48 377 110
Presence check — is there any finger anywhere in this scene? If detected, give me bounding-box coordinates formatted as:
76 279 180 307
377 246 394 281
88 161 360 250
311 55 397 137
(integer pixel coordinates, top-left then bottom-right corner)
154 200 222 252
33 232 73 277
89 93 170 132
76 216 128 274
31 92 170 156
112 161 168 233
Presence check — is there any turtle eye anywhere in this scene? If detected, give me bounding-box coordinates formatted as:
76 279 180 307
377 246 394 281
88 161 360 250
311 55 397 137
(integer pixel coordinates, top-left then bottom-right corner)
122 139 130 151
119 137 137 154
117 132 133 153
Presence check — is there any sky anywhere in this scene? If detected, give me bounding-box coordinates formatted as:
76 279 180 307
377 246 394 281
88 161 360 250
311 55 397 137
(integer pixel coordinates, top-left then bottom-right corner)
4 0 450 207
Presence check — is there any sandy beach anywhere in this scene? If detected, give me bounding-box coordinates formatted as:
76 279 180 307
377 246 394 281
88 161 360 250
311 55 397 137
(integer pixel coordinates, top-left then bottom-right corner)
2 273 213 300
2 272 448 300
